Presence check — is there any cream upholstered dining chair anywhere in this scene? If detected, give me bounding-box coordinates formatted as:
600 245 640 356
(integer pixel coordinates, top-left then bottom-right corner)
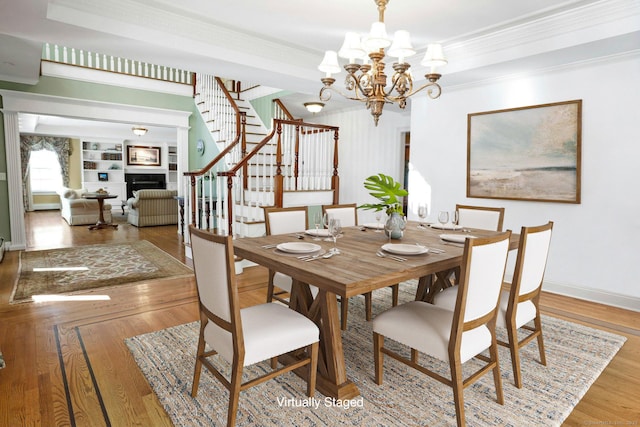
373 231 511 427
189 226 319 427
322 203 399 330
263 206 318 304
433 221 553 388
456 204 505 231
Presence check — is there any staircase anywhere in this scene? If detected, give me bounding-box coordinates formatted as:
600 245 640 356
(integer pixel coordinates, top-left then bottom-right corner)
186 75 339 239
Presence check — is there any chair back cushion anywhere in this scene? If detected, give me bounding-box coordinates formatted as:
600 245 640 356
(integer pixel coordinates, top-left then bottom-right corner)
323 204 357 227
457 205 504 231
461 234 510 323
264 207 308 235
189 228 233 323
516 223 553 296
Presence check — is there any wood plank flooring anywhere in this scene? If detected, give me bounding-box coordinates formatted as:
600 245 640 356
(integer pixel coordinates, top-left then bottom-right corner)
0 210 638 426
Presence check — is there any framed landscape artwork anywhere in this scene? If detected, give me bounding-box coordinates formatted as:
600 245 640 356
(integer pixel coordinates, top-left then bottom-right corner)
467 100 582 203
127 145 161 166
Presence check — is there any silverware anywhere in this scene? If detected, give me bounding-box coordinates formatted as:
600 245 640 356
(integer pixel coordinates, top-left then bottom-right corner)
415 243 445 254
442 241 464 248
303 252 334 261
376 250 406 262
261 243 278 249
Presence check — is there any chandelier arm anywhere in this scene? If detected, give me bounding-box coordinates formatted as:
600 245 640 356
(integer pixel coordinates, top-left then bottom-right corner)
402 81 443 100
319 85 370 103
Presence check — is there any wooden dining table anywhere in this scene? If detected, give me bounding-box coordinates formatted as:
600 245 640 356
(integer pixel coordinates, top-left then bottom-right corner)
233 221 519 400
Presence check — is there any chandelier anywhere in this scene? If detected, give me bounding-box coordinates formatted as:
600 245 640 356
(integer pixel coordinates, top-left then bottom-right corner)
132 126 148 136
317 0 447 126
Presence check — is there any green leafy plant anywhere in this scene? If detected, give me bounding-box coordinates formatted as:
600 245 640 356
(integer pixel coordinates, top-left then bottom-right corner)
358 173 408 215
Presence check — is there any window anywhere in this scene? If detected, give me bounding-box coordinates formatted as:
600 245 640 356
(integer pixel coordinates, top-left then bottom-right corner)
29 150 62 193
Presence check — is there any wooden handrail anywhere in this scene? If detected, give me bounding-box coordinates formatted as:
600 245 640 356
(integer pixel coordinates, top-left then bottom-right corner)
273 98 298 121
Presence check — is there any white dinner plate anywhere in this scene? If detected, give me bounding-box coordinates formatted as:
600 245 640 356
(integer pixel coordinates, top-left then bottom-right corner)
305 228 331 237
439 234 476 243
429 223 463 230
276 242 322 254
363 222 384 230
381 243 429 255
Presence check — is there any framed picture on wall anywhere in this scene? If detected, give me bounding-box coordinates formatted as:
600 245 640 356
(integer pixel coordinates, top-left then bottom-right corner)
98 172 109 182
127 145 161 166
467 99 582 203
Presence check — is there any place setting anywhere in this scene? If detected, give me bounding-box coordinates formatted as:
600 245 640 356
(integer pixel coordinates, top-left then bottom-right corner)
376 242 445 262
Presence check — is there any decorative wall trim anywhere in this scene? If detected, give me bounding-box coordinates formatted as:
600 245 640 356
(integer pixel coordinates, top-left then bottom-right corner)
543 280 640 313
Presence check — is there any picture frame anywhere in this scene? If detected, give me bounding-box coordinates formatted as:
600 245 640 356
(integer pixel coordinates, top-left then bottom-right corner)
98 172 109 182
127 145 161 166
467 100 582 203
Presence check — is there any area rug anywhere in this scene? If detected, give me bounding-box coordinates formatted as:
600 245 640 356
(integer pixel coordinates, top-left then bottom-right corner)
126 283 626 427
10 240 193 303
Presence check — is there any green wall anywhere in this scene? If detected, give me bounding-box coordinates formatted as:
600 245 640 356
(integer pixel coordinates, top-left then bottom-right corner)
250 90 293 125
0 75 218 244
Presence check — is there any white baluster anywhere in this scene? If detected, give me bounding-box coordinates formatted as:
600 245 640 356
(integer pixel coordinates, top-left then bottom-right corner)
62 46 68 63
71 48 76 65
144 63 149 77
88 51 93 68
103 54 107 70
44 43 51 61
124 59 129 74
95 52 100 69
54 45 60 62
117 57 122 73
79 50 84 67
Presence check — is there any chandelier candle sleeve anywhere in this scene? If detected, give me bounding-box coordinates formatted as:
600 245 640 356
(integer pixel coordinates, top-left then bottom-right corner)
317 0 447 126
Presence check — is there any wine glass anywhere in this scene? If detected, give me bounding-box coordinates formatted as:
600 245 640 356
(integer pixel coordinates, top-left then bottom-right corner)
451 210 459 231
375 210 384 232
322 212 332 241
417 203 428 225
384 217 394 243
328 218 342 254
438 211 449 230
312 212 323 241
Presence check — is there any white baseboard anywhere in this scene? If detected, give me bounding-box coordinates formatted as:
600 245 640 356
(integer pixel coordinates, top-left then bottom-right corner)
32 203 61 211
542 280 640 312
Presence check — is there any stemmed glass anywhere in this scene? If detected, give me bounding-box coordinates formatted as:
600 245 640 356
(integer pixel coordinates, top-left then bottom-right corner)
375 211 384 232
418 203 428 225
451 210 459 231
312 212 323 241
328 218 342 254
438 211 449 230
322 212 332 241
384 218 394 243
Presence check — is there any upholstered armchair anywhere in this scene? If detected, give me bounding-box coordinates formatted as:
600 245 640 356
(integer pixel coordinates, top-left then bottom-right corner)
126 189 178 227
57 187 113 226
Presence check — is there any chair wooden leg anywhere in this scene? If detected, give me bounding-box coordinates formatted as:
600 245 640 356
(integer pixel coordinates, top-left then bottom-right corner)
191 333 206 397
227 364 243 427
450 359 466 427
534 315 547 366
270 356 278 370
390 284 399 306
489 340 504 405
373 332 384 385
506 322 523 389
340 297 348 330
307 342 319 397
365 292 372 321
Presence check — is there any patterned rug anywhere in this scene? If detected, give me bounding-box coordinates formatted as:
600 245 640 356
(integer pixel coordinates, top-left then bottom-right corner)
126 283 626 426
10 240 193 303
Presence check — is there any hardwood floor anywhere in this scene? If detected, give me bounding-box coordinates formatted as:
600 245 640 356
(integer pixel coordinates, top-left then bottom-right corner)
0 211 638 426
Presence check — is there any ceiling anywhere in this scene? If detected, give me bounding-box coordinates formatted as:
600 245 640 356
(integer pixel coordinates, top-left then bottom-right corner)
1 0 638 135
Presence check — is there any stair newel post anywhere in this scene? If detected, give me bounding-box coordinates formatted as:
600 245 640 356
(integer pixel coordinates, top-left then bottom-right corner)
240 112 248 190
225 173 235 236
274 121 284 208
332 128 340 204
294 123 301 191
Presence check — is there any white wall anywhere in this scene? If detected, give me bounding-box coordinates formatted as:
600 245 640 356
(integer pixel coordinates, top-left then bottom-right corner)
313 108 410 224
409 54 640 309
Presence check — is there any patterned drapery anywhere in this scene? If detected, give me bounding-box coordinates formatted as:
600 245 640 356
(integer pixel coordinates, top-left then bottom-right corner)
19 136 72 210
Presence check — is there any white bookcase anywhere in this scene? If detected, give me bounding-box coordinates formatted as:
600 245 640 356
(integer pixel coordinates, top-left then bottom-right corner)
167 144 178 190
81 140 126 202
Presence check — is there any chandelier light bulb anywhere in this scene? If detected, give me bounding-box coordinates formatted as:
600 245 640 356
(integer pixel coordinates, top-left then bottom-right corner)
318 50 341 77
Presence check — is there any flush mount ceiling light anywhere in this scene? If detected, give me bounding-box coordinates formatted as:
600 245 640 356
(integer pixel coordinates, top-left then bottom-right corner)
318 0 447 126
304 102 325 113
132 126 148 136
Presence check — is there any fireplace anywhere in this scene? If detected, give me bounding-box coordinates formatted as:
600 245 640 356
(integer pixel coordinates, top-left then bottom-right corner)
125 173 166 199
